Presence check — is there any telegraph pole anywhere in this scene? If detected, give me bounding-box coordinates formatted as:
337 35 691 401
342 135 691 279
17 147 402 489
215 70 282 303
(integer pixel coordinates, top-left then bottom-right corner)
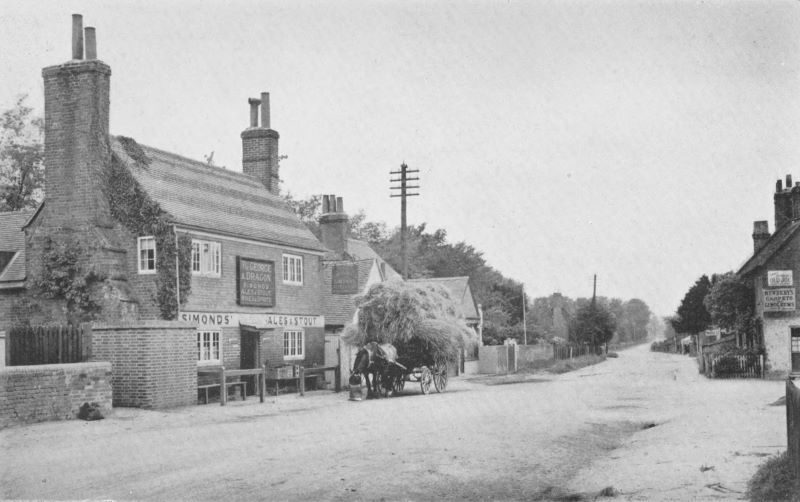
390 163 419 279
522 283 527 345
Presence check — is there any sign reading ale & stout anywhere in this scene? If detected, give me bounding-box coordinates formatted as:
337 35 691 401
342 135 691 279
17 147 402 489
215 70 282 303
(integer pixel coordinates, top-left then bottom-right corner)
237 257 275 307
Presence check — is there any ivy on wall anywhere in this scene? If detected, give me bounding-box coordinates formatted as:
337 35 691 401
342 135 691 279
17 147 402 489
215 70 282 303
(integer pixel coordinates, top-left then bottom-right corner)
106 136 192 319
32 235 105 323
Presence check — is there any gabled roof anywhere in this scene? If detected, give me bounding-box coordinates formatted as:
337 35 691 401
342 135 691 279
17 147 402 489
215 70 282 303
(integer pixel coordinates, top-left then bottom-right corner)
407 276 480 321
346 238 402 280
0 210 34 287
321 259 378 326
111 138 325 253
737 220 800 276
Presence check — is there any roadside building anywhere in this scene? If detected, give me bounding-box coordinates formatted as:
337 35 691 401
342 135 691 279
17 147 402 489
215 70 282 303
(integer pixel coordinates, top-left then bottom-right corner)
738 175 800 377
0 17 327 379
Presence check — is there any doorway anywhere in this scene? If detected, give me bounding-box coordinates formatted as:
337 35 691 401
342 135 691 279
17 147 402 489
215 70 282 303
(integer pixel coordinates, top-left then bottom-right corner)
792 328 800 373
240 325 261 395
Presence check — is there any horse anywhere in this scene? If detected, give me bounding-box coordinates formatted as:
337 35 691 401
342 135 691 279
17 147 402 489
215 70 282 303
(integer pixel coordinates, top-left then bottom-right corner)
352 342 401 398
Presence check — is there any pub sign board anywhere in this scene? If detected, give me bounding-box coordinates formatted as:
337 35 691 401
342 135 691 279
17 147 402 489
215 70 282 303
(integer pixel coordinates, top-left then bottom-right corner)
764 288 796 312
332 264 359 294
237 257 275 307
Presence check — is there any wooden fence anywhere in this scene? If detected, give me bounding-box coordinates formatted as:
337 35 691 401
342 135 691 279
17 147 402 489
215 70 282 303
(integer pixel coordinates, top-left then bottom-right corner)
705 353 763 379
788 379 800 480
6 325 91 366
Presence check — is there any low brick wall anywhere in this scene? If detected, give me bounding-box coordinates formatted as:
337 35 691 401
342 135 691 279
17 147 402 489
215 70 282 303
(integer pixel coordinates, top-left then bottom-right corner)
0 362 112 429
91 322 196 409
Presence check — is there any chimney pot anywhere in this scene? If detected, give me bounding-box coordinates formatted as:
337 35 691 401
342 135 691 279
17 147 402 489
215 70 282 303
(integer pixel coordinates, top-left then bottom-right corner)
777 179 783 192
260 92 270 129
322 195 330 213
72 14 84 60
84 27 97 60
247 98 260 128
787 174 793 188
336 197 344 213
328 194 337 212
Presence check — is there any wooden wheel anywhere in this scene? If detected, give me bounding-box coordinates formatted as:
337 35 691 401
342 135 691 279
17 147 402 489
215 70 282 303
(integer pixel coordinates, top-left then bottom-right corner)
433 363 448 393
420 366 432 395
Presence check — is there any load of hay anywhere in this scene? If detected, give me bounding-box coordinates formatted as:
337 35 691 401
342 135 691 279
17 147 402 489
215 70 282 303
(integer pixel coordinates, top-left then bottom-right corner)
342 281 478 368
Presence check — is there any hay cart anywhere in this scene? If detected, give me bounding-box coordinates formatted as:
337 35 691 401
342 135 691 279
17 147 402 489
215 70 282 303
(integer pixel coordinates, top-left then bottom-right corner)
389 354 448 395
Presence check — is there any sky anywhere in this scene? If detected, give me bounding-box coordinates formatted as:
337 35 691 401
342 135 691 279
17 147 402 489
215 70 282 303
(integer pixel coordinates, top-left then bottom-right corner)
2 0 799 317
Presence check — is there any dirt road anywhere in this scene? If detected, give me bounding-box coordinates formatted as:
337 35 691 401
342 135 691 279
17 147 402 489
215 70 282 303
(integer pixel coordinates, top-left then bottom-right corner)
0 344 786 501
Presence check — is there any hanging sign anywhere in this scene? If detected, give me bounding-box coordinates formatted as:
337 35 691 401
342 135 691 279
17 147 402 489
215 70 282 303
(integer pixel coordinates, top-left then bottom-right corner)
332 264 359 294
768 270 793 287
764 288 796 312
237 257 275 307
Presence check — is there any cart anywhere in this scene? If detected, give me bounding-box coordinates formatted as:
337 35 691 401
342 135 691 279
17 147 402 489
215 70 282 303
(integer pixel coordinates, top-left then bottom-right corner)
389 357 448 395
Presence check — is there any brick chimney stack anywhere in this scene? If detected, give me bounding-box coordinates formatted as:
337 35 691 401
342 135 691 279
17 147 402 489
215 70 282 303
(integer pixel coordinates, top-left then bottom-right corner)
241 92 280 194
319 195 349 256
752 220 770 253
41 14 112 229
774 175 794 230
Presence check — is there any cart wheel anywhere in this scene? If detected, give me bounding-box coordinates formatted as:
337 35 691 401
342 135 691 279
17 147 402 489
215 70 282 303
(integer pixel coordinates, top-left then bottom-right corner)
393 374 405 394
433 363 448 393
420 366 432 395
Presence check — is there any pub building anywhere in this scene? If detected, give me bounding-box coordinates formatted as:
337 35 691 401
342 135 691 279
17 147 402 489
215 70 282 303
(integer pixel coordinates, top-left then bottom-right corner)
0 16 327 385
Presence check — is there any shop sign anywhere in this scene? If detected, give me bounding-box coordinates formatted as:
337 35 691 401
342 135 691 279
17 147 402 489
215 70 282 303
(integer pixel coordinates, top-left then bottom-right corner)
768 270 793 287
237 257 275 307
332 264 359 294
180 312 324 329
764 288 796 312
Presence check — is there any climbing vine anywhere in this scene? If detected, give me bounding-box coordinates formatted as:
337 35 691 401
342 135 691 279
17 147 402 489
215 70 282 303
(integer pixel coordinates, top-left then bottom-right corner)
105 136 192 319
32 236 105 323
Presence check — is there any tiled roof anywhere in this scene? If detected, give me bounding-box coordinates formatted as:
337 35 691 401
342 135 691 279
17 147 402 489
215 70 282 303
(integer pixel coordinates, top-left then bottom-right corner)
346 239 402 280
111 138 325 252
738 220 800 276
407 276 480 321
0 210 34 286
321 259 376 326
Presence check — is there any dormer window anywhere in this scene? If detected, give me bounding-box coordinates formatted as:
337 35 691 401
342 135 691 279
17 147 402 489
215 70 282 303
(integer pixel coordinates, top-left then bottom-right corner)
191 240 221 277
138 236 156 274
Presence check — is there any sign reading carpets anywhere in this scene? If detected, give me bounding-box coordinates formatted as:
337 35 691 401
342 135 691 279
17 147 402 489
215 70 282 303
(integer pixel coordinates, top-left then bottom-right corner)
236 257 275 307
764 288 796 312
332 264 359 294
768 270 794 287
180 312 324 329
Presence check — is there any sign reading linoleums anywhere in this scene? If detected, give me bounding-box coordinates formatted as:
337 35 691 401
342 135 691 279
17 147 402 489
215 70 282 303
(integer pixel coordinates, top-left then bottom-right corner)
180 312 324 328
237 257 275 307
764 288 796 312
768 270 794 287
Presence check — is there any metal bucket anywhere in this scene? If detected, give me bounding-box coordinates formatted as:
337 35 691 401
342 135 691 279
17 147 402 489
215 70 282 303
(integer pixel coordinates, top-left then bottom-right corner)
348 374 363 401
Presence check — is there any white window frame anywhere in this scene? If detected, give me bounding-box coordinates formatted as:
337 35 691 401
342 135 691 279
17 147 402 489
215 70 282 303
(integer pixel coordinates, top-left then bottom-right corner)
137 236 156 274
197 330 221 365
283 330 304 360
282 254 303 285
191 239 221 277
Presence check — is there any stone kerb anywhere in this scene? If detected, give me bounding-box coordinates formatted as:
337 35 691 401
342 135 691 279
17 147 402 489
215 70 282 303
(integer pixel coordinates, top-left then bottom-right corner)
0 362 112 429
90 321 197 409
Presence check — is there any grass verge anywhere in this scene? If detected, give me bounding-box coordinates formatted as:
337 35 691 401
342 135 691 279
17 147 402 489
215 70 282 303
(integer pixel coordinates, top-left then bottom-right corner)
746 451 800 502
547 354 607 374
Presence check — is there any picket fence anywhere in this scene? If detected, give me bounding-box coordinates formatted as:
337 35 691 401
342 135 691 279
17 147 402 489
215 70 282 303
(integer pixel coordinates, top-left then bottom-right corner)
705 353 763 379
6 325 92 365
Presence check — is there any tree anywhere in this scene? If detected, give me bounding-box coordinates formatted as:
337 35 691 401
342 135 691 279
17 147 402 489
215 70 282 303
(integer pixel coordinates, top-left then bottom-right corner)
0 95 44 211
672 275 712 335
569 301 617 347
703 271 754 339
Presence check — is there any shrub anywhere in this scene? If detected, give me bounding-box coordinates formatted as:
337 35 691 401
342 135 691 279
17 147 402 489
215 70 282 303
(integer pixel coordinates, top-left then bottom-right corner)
746 452 800 502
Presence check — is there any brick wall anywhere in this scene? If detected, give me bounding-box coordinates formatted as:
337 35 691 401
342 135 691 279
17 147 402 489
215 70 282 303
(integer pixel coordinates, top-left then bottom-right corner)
0 362 112 429
91 322 196 409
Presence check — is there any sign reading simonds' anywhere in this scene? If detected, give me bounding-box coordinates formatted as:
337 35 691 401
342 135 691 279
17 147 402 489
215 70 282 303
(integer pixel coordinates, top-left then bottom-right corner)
237 257 275 307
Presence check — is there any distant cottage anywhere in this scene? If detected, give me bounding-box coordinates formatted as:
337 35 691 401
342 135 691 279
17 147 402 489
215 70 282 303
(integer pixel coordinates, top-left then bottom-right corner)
738 174 800 377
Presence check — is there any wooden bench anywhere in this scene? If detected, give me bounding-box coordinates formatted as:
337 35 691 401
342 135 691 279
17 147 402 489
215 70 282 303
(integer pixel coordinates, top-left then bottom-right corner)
197 381 247 404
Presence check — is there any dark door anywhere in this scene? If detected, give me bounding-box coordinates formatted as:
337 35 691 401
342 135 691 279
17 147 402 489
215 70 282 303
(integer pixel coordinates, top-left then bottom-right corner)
792 329 800 373
240 327 260 395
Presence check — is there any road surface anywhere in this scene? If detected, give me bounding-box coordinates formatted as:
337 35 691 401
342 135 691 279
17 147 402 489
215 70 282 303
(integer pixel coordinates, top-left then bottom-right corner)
0 344 786 501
